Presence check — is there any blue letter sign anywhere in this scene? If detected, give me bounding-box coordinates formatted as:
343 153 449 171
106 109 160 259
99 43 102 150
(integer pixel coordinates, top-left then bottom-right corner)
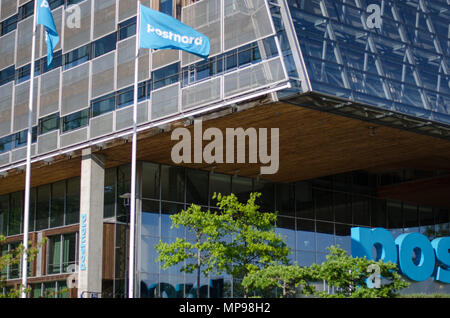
351 227 450 283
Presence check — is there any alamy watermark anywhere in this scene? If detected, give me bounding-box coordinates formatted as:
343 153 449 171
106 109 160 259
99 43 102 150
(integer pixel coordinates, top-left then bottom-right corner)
40 0 81 29
171 119 279 175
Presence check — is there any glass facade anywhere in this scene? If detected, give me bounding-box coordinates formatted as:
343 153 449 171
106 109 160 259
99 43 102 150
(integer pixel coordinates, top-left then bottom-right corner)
137 162 450 297
288 0 450 124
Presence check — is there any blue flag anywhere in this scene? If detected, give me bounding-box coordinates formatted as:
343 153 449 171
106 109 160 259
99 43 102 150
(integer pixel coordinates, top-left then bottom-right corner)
37 0 60 66
139 4 210 59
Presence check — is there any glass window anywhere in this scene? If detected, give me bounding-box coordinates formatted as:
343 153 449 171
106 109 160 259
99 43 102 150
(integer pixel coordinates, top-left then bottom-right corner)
314 189 333 222
419 206 435 239
152 63 179 90
66 177 80 225
0 195 9 235
210 173 231 201
39 113 60 135
1 15 18 36
47 233 77 275
62 109 89 132
186 169 208 206
333 192 352 224
335 223 351 253
50 180 65 228
253 180 274 213
161 165 184 203
91 94 115 117
316 221 334 254
0 135 14 154
64 45 90 70
48 235 62 274
275 183 294 217
0 66 15 86
232 175 253 204
93 33 117 58
142 162 160 200
403 203 419 233
295 181 314 219
42 50 63 73
387 201 403 238
19 0 35 20
104 167 116 218
117 165 131 222
8 242 20 279
352 194 370 226
159 0 173 16
8 191 23 236
276 216 295 248
118 17 136 41
36 184 50 230
370 198 386 228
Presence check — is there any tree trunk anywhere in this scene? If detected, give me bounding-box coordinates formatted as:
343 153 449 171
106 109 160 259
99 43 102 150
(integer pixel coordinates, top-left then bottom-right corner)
197 247 201 298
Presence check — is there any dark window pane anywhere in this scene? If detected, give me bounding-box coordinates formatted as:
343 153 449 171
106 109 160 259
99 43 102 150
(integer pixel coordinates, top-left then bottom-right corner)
91 94 115 117
420 206 435 239
276 216 295 248
210 173 231 202
50 180 65 228
62 109 89 132
371 198 386 228
0 66 15 86
94 33 117 58
334 192 352 224
0 135 14 154
29 188 36 232
142 162 160 200
232 175 253 204
161 202 185 239
66 177 80 225
117 165 131 222
253 180 274 212
119 17 136 40
36 184 50 230
9 192 23 235
352 194 370 226
39 113 60 135
435 208 449 237
314 189 333 222
64 45 89 70
152 63 179 90
316 221 334 254
295 181 313 219
403 203 419 232
104 168 116 218
186 169 208 206
387 201 403 237
275 183 294 217
48 235 62 274
62 233 77 273
161 165 184 202
159 0 173 16
0 195 8 235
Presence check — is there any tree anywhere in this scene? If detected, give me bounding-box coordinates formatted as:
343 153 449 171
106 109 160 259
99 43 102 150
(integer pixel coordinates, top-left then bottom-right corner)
307 246 410 298
0 235 47 298
154 204 231 298
213 192 291 297
242 264 316 298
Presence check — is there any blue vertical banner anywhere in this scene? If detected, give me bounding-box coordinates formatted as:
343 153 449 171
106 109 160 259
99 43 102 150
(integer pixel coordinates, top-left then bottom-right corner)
37 0 60 66
139 4 210 59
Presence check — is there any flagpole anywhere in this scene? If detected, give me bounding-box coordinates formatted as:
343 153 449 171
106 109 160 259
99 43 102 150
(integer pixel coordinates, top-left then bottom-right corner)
21 0 39 299
128 1 141 299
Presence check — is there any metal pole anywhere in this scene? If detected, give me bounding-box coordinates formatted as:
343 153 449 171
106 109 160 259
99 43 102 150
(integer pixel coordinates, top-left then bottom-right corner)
21 0 39 298
128 1 141 299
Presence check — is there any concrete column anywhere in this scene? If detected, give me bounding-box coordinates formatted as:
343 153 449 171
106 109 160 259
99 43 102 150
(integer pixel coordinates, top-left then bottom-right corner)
77 148 105 298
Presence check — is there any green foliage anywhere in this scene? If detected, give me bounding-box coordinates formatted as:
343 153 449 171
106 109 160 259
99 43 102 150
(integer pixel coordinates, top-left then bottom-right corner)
242 264 316 298
398 293 450 298
0 235 47 298
212 192 291 297
307 246 410 298
154 204 231 297
154 192 291 298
